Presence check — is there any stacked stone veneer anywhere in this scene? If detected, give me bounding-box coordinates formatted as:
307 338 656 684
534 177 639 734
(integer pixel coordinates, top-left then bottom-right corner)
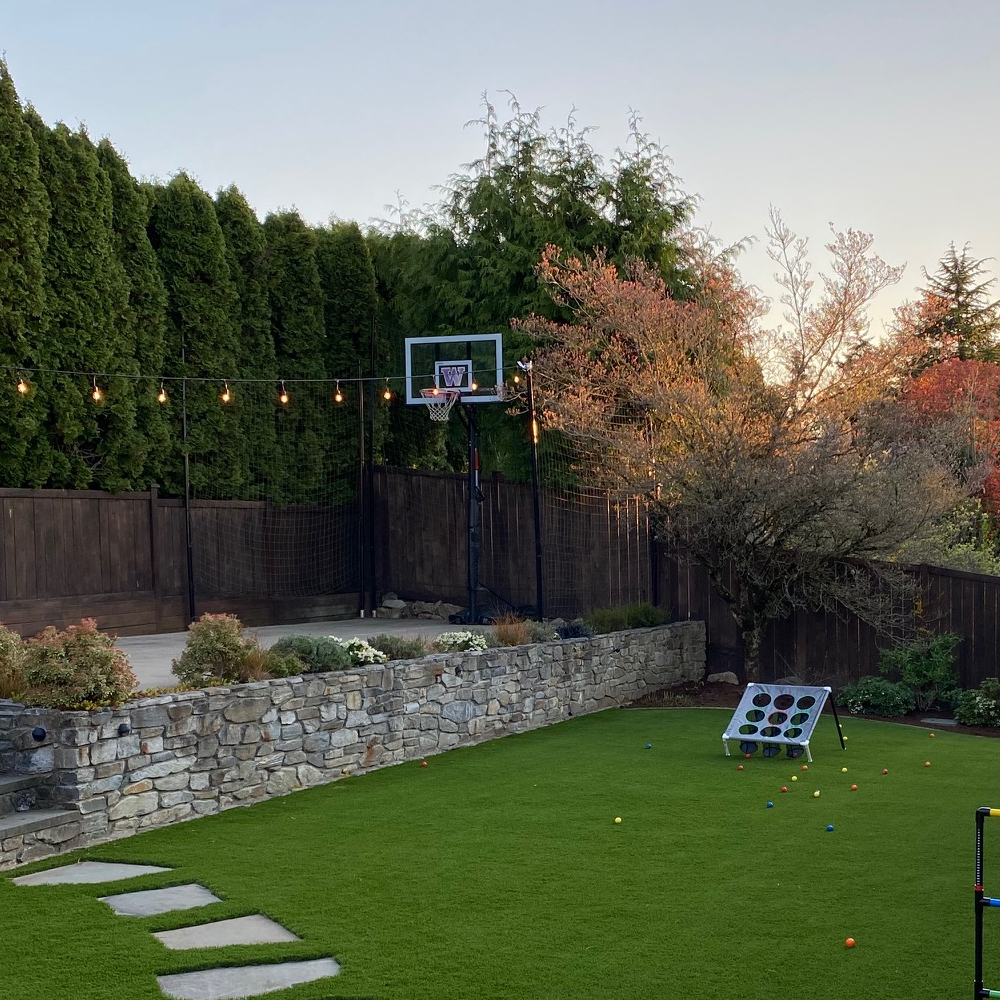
0 622 704 869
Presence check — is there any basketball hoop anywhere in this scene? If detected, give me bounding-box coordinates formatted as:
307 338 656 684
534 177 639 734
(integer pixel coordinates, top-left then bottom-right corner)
421 387 461 422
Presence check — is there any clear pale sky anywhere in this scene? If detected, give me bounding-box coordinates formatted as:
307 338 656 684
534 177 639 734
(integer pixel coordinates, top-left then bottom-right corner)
2 0 998 331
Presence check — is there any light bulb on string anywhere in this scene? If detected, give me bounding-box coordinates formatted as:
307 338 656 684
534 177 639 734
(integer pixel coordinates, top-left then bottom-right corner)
91 377 102 402
157 383 168 404
513 374 520 384
383 378 392 401
16 375 28 395
470 381 478 391
279 381 289 405
221 381 231 404
334 381 343 403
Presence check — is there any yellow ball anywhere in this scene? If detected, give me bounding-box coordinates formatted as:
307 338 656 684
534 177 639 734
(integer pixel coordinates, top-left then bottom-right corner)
614 817 622 824
791 775 798 781
813 790 821 797
841 767 848 773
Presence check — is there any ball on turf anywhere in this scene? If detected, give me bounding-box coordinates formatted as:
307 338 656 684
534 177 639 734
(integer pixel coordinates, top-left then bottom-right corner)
801 764 809 771
421 760 428 768
851 784 858 791
614 816 622 824
780 786 788 793
845 938 856 948
791 775 798 781
929 732 935 738
767 801 773 808
646 743 652 749
882 768 889 775
826 825 834 832
841 767 848 773
813 790 821 798
737 764 744 771
925 761 931 767
745 753 751 759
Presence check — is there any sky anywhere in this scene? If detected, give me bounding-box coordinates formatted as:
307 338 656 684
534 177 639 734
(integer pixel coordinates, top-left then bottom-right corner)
2 0 999 333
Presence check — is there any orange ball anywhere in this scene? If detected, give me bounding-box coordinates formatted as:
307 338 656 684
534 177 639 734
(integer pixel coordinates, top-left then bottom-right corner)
737 765 744 771
845 937 856 948
850 784 858 791
924 761 931 767
929 732 935 738
801 764 809 771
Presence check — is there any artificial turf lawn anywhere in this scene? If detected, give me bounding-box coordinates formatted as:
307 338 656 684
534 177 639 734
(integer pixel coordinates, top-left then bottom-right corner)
0 707 996 1000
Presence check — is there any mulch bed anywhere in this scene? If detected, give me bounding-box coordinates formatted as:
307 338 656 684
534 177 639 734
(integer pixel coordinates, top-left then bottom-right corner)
629 680 1000 740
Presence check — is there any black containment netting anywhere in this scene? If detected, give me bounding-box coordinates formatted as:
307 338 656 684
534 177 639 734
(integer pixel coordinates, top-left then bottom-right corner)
535 421 655 619
186 381 360 602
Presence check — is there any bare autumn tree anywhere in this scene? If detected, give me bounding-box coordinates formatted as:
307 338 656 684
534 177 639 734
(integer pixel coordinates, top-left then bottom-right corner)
519 212 977 681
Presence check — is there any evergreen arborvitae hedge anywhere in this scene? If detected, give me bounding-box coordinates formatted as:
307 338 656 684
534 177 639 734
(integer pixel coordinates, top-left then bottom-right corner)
97 139 171 489
0 63 49 487
29 116 140 490
215 186 279 499
149 174 248 498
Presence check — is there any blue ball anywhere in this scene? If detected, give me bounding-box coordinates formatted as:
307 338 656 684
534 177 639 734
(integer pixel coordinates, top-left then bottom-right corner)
645 743 652 749
766 801 774 808
826 825 835 832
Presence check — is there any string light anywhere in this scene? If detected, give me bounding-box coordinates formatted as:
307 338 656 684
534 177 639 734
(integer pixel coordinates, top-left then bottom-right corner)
157 383 168 403
513 374 521 384
91 377 102 402
383 378 392 401
221 381 231 403
279 381 289 405
470 381 478 391
16 375 28 395
334 381 343 403
431 385 440 396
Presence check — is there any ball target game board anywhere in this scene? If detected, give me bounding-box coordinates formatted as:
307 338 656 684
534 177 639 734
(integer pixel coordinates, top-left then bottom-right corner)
722 683 843 762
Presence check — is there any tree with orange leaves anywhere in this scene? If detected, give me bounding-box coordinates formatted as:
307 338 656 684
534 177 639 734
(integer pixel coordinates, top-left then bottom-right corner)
519 213 976 681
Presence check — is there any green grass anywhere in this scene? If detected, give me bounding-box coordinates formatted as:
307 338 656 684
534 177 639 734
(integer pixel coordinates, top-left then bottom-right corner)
2 708 997 999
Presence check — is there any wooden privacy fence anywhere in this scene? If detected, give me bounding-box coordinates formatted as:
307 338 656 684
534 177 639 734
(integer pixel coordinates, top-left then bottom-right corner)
0 488 358 637
662 545 1000 690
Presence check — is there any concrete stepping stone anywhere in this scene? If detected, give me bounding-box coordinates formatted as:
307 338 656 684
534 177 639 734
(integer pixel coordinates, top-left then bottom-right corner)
156 958 340 999
99 883 221 916
12 861 171 886
154 914 300 950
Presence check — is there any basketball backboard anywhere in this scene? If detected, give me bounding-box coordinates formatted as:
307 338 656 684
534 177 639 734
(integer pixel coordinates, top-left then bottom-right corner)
404 333 505 405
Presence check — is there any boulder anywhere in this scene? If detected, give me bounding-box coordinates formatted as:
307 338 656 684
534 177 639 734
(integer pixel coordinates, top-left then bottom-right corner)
706 671 739 685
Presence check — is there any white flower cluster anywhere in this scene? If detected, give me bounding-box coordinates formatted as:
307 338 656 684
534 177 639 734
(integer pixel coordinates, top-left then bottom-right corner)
330 636 388 665
434 630 489 652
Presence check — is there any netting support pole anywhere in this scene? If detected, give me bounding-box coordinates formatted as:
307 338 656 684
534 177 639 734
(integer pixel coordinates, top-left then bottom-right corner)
356 361 369 617
523 360 544 620
367 318 378 616
977 807 987 998
180 372 197 624
467 404 481 625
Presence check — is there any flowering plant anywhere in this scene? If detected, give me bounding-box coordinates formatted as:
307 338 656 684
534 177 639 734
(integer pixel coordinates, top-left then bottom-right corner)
333 637 388 665
433 630 489 653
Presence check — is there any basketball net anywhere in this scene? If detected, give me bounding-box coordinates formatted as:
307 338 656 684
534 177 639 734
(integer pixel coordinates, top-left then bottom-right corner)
420 387 461 422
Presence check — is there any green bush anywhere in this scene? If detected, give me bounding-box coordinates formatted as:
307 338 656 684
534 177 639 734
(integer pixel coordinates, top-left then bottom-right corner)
584 602 670 634
839 675 916 717
172 613 253 686
525 620 558 643
21 619 137 709
554 620 594 640
268 635 353 672
368 634 430 661
0 623 25 701
879 633 961 712
955 678 1000 727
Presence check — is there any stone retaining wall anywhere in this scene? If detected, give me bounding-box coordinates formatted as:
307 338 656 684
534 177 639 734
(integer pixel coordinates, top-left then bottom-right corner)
0 621 704 868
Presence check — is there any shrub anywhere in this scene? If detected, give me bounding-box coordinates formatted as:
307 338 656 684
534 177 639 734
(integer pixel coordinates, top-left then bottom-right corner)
433 630 489 653
368 634 430 661
489 615 532 647
839 675 916 717
268 635 353 672
554 619 594 640
236 645 303 683
334 637 388 665
0 623 25 701
172 613 251 687
879 633 961 712
21 619 137 709
584 602 670 634
525 620 559 642
955 678 1000 727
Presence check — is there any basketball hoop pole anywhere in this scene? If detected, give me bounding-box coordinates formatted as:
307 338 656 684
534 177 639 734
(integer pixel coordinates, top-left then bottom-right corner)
467 403 481 625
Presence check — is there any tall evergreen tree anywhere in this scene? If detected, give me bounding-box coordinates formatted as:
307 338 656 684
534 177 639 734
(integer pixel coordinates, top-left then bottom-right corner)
215 186 278 498
149 174 247 498
28 114 140 490
914 244 1000 370
262 211 330 502
0 61 49 486
96 140 171 488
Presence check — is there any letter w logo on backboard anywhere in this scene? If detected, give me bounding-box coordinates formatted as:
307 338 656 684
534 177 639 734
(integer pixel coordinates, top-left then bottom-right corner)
435 360 473 390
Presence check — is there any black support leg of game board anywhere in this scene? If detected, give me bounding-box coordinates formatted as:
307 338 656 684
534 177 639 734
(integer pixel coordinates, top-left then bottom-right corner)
829 695 846 750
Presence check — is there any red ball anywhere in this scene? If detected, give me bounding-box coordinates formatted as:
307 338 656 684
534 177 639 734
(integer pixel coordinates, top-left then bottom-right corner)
850 784 858 791
882 768 888 775
421 761 428 768
801 764 809 771
780 786 788 793
745 753 751 759
845 937 856 948
737 765 744 771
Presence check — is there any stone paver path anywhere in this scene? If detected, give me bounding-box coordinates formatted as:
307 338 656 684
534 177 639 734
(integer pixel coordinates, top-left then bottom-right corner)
12 860 170 886
99 882 221 916
154 914 300 950
156 958 341 999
